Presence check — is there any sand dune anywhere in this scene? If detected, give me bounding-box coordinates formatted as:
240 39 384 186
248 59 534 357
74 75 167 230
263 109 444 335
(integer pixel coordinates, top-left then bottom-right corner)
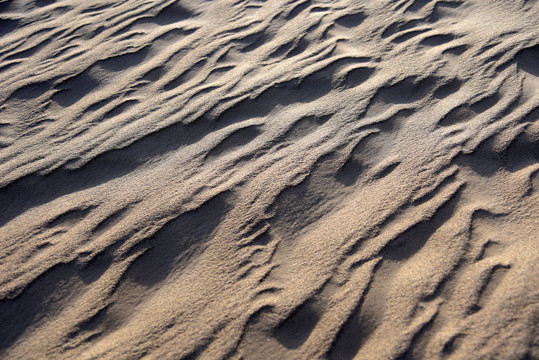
0 0 538 358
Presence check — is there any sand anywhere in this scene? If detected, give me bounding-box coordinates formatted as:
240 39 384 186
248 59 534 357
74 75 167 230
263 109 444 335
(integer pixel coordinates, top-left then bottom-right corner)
0 0 537 359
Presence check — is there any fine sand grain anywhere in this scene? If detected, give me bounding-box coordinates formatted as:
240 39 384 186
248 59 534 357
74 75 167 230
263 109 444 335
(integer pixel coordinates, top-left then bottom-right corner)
0 0 538 359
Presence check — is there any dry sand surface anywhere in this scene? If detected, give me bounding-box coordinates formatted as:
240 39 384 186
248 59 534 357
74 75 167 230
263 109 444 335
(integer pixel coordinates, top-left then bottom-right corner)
0 0 538 359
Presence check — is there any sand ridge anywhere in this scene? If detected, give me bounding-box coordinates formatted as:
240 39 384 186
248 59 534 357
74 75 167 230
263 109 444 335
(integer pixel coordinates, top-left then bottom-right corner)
0 0 538 359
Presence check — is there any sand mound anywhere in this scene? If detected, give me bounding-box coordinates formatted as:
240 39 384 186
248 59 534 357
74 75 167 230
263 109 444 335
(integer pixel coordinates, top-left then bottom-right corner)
0 0 538 359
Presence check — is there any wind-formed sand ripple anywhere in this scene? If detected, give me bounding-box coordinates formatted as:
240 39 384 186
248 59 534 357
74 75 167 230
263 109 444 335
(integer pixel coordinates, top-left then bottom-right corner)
0 0 537 359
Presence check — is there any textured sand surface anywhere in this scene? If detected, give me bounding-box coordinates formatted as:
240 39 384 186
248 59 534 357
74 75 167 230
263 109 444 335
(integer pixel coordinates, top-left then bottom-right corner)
0 0 538 359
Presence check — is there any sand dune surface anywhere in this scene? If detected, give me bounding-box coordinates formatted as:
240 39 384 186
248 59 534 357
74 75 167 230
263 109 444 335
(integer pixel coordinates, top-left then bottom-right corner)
0 0 538 359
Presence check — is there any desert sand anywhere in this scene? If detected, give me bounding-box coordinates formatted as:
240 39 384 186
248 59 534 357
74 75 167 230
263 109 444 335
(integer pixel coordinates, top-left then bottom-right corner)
0 0 538 359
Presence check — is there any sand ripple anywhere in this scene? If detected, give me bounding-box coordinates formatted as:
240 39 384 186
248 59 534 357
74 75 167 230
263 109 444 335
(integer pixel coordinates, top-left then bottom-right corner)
0 0 538 358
